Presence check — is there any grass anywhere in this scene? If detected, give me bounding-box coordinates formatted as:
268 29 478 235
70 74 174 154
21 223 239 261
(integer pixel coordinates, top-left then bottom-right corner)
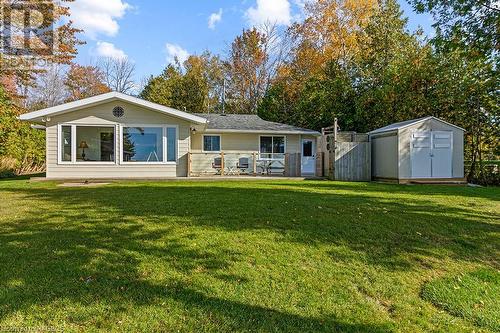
0 179 498 332
421 269 500 331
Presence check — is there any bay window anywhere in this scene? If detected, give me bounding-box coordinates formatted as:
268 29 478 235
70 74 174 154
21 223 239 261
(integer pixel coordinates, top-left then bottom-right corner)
260 136 285 159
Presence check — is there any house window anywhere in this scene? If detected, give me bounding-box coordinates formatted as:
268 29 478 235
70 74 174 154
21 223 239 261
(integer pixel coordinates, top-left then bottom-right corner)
61 125 72 162
166 127 177 162
122 127 164 162
59 124 177 164
203 135 221 152
260 136 285 159
76 126 115 162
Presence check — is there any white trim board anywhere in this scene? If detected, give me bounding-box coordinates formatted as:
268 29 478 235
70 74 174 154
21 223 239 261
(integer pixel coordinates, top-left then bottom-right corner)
369 116 465 135
203 129 321 136
19 92 207 125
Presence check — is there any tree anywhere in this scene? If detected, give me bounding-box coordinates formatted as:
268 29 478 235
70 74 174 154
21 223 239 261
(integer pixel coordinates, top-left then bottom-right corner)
409 0 500 59
64 64 110 101
99 57 136 94
140 62 184 109
225 25 287 114
140 52 225 113
352 0 434 132
26 64 68 110
0 0 83 97
0 85 45 175
287 0 378 77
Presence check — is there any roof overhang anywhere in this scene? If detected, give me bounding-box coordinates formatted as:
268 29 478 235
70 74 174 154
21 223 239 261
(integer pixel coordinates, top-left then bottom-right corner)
18 92 208 124
368 116 466 135
203 128 322 136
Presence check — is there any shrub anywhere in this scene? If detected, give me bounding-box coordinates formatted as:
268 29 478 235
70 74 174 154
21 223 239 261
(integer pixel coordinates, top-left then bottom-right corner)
0 156 17 178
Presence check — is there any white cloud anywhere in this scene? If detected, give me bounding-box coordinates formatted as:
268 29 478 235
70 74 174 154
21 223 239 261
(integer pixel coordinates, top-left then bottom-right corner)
68 0 132 39
245 0 292 27
165 43 190 65
95 41 127 59
208 9 223 30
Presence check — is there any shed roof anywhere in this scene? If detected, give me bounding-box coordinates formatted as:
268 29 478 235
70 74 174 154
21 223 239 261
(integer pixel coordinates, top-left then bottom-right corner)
368 116 465 135
195 113 321 135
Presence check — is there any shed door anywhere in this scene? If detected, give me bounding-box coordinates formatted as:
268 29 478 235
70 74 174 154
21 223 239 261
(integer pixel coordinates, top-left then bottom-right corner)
411 131 432 178
411 130 453 178
431 131 452 178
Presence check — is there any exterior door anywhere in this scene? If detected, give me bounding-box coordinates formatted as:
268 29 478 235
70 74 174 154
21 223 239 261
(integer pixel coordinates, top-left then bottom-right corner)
301 139 315 175
411 130 453 178
431 131 452 178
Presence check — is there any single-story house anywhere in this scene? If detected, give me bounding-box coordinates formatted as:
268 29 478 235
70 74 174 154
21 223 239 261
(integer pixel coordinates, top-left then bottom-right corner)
369 116 465 183
19 92 321 179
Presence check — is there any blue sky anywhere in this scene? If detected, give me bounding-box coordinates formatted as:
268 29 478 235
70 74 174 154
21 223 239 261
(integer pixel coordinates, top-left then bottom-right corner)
69 0 434 84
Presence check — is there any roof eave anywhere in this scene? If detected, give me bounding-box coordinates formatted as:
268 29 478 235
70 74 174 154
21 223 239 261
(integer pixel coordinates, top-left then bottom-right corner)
203 128 321 136
369 116 466 135
18 92 208 124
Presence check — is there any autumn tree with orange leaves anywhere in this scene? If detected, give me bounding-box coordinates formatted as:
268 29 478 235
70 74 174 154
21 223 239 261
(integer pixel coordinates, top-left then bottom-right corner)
0 0 83 98
64 64 110 102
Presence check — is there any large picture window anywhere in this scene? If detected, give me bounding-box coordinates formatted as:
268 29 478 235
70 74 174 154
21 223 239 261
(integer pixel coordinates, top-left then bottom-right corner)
76 126 115 162
122 127 164 162
203 135 221 152
59 124 177 164
260 136 285 159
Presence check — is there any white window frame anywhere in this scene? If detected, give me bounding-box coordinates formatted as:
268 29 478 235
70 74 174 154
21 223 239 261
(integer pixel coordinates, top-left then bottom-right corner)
202 134 222 153
258 135 287 160
57 123 118 165
165 125 179 163
119 124 178 165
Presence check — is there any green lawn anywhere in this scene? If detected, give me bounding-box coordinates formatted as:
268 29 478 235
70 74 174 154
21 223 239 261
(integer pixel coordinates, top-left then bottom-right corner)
0 179 498 332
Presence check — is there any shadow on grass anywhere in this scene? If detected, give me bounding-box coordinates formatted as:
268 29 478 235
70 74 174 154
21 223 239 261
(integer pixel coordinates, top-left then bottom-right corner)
0 173 45 182
0 181 498 331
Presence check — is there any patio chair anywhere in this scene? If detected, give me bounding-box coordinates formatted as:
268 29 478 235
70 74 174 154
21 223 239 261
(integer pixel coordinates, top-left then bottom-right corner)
212 157 223 175
237 157 250 174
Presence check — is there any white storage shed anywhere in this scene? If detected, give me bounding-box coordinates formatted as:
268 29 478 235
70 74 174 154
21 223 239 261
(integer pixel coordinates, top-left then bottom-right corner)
369 116 466 184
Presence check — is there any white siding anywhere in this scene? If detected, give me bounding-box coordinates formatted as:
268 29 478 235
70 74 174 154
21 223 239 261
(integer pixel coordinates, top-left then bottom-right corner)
371 133 399 179
398 118 464 179
46 101 192 179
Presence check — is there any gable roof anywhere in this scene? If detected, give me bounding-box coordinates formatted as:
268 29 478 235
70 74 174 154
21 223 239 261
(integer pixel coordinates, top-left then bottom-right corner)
368 116 465 135
195 113 321 135
18 92 208 124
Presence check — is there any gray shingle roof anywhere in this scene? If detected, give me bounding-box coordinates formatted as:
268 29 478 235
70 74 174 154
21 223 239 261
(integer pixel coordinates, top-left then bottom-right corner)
194 113 320 135
368 116 465 135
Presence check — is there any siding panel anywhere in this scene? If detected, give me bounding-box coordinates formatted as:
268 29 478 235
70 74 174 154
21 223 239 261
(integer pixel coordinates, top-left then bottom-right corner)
46 101 191 179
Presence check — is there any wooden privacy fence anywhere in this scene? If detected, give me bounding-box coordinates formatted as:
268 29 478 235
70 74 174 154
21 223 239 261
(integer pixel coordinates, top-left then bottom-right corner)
321 120 371 181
